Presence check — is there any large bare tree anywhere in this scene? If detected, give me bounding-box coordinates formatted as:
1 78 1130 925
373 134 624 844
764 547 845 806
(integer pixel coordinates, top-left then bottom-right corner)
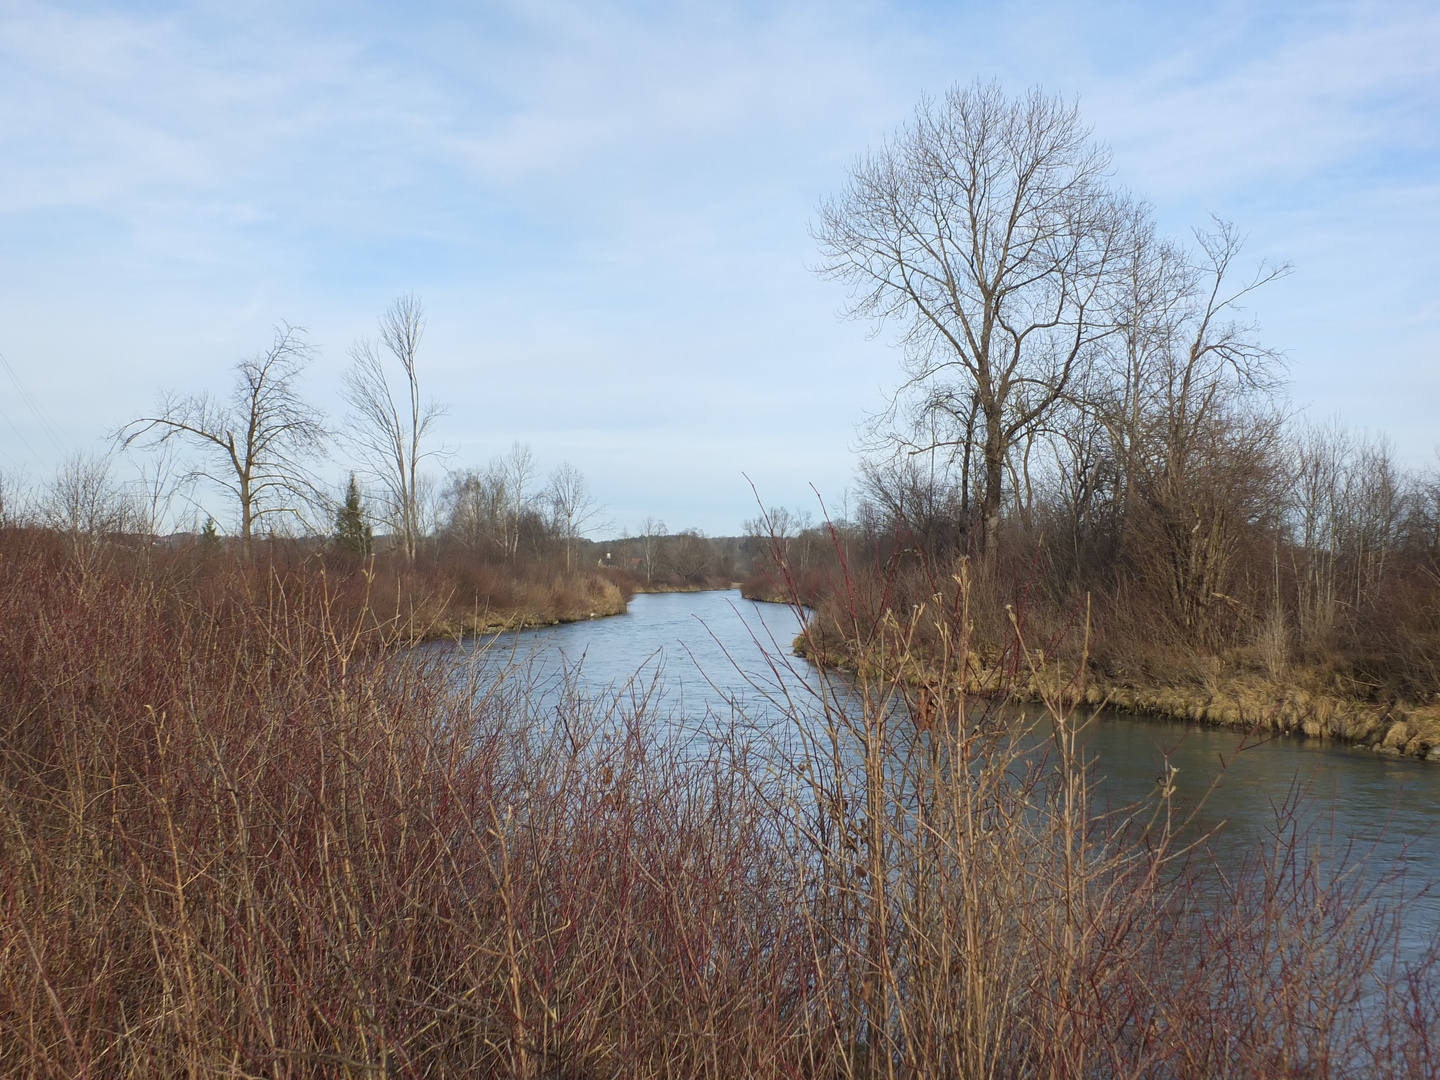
120 325 326 561
816 81 1122 554
343 294 446 561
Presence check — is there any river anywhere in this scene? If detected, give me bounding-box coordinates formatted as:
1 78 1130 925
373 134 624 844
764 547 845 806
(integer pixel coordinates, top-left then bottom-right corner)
426 588 1440 957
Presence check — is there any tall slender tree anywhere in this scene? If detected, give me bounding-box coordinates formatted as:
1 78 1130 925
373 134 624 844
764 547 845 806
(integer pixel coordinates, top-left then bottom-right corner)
343 294 446 560
546 461 605 570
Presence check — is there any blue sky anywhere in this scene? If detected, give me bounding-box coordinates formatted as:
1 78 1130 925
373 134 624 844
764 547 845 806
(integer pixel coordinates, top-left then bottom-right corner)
0 0 1436 535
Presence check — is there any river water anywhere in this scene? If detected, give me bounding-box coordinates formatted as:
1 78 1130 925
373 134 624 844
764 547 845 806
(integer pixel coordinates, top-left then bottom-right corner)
428 588 1440 955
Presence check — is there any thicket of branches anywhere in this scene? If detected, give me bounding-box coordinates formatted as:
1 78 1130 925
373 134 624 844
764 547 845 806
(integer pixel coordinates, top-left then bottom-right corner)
742 409 1440 704
2 523 1437 1078
793 81 1440 703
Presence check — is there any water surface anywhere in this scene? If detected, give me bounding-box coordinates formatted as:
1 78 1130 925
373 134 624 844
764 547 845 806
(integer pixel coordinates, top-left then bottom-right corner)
430 589 1440 949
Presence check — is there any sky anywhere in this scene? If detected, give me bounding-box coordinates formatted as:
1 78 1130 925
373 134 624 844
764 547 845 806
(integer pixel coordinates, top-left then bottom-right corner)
0 0 1436 536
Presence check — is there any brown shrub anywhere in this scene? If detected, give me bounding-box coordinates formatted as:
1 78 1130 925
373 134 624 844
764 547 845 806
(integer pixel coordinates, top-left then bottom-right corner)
1 527 1436 1077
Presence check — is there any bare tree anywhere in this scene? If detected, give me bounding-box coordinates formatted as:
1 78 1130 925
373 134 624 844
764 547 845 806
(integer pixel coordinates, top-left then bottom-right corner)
441 445 560 561
816 81 1122 554
1290 419 1348 644
120 325 327 561
546 461 606 570
1322 428 1405 612
343 294 446 561
1099 222 1289 641
743 506 796 565
414 471 445 547
44 452 134 535
1286 420 1408 642
42 452 138 579
499 443 539 560
743 505 821 572
638 517 667 583
856 454 968 561
125 437 189 537
662 529 713 584
443 464 509 555
743 506 797 544
1028 371 1123 580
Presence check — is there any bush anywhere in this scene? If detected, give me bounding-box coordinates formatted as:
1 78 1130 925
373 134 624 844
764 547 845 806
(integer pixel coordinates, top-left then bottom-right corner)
0 527 1435 1077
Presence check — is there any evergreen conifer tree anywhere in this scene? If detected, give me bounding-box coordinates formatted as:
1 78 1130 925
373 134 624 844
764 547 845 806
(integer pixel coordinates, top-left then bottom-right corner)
334 474 373 555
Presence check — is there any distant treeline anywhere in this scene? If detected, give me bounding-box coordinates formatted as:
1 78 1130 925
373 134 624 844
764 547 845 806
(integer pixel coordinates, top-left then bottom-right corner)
0 288 779 628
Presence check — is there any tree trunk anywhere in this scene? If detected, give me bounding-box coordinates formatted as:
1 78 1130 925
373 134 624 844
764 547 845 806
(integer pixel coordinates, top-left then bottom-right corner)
240 476 253 563
980 406 1006 555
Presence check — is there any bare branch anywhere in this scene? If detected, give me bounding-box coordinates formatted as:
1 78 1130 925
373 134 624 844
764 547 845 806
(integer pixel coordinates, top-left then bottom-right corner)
342 294 448 560
117 324 328 559
815 80 1123 553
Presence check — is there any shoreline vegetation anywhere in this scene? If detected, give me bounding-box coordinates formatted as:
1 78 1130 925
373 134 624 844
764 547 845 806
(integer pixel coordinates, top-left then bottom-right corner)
739 521 1440 765
416 572 630 639
744 576 1440 762
4 522 1437 1076
413 545 754 641
791 625 1440 763
769 82 1440 768
423 579 754 641
413 576 746 641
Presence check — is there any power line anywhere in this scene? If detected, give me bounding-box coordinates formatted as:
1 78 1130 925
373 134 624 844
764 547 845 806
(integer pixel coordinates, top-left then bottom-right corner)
0 399 41 468
0 351 69 457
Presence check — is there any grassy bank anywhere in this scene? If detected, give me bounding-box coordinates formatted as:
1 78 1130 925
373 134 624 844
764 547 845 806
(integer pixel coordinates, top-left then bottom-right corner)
601 564 739 596
796 623 1440 762
779 543 1440 763
414 569 628 638
214 538 631 641
631 581 734 594
2 527 1438 1076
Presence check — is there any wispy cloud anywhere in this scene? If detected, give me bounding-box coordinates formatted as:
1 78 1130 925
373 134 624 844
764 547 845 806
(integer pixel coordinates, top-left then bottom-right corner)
0 0 1435 530
1088 1 1440 198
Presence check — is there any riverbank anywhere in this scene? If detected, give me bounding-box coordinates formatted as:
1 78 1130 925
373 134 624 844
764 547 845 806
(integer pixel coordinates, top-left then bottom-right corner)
412 572 629 640
4 535 1437 1074
740 574 827 606
792 625 1440 763
1064 669 1440 762
631 581 740 595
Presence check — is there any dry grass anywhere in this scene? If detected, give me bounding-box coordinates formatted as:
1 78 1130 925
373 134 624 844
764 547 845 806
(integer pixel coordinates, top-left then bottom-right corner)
1 525 1437 1077
323 546 630 639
